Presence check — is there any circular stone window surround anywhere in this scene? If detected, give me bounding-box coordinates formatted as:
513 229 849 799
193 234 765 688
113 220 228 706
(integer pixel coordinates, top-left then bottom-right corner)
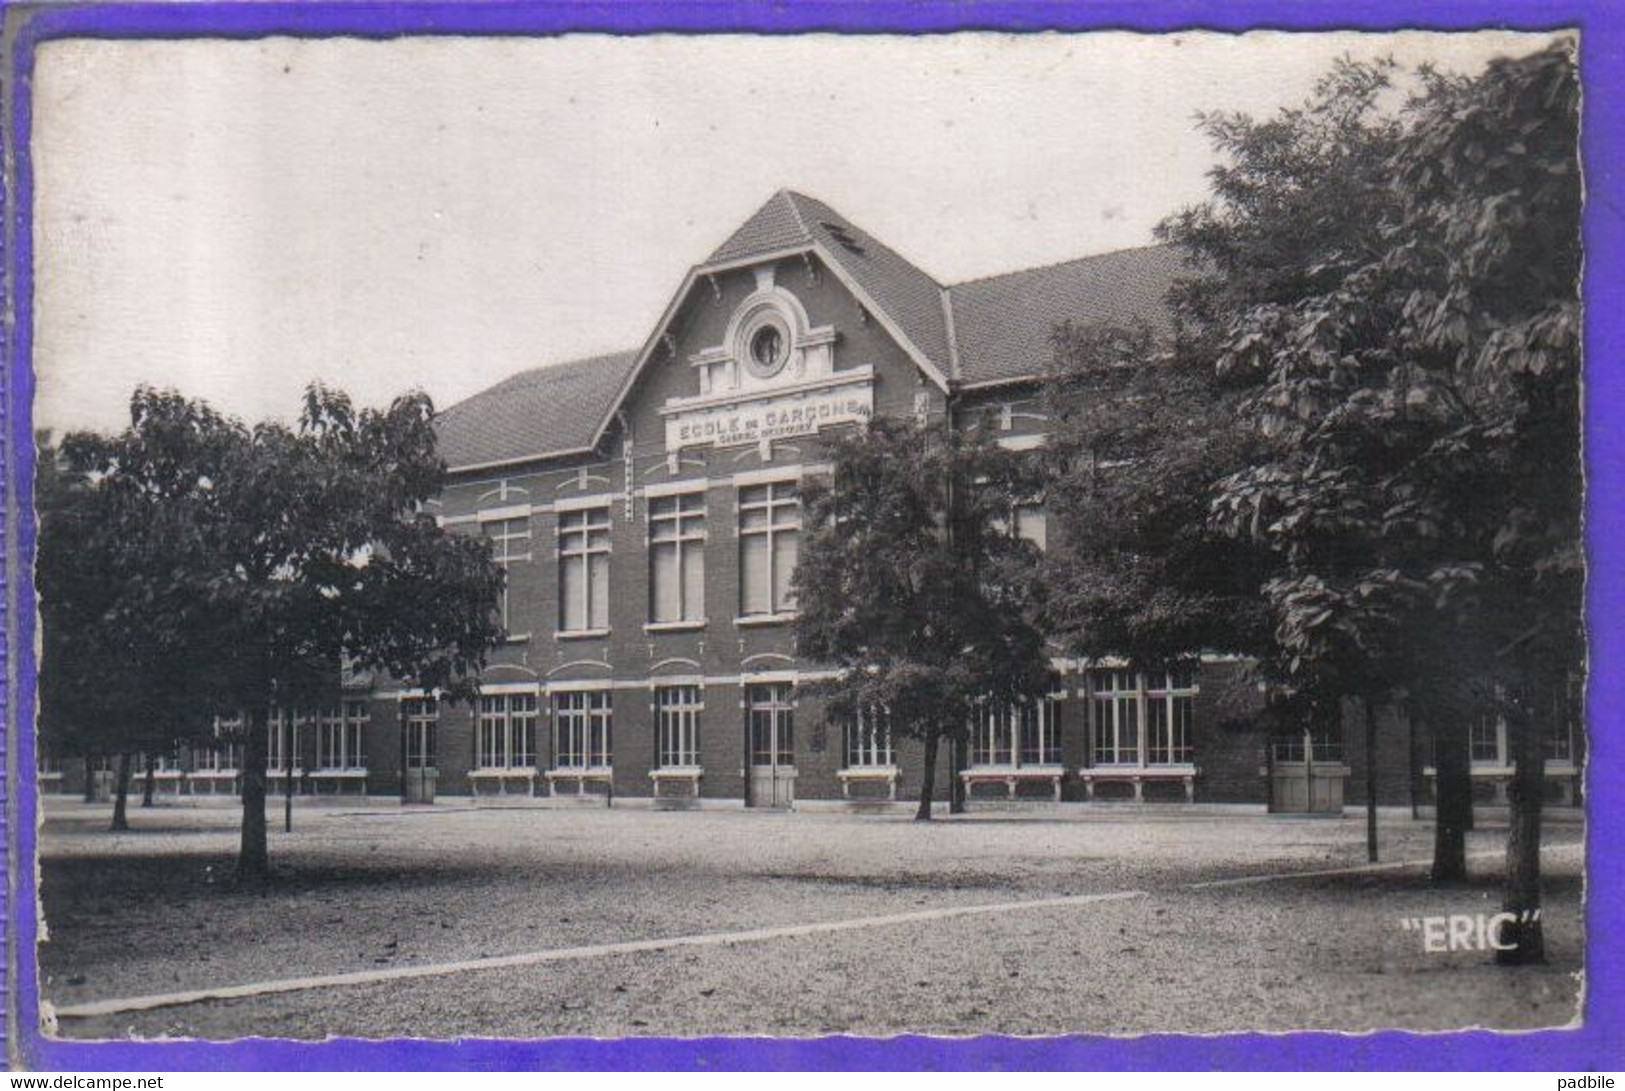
728 288 812 382
742 311 792 379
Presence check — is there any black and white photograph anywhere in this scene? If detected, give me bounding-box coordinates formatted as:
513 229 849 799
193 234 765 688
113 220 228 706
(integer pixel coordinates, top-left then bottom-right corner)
26 28 1584 1044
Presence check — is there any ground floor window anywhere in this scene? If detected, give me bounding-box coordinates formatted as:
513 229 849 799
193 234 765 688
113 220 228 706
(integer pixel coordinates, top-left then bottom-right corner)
970 699 1060 767
555 690 612 769
1146 669 1196 765
747 683 794 767
1090 668 1197 766
317 701 370 771
195 715 244 771
845 706 894 768
1470 693 1579 768
266 709 311 771
655 685 702 768
403 697 438 769
1470 712 1503 765
1090 670 1140 765
477 693 538 770
1545 676 1580 764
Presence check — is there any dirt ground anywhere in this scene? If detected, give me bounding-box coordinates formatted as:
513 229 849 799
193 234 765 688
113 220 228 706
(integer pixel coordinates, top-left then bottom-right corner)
32 800 1586 1041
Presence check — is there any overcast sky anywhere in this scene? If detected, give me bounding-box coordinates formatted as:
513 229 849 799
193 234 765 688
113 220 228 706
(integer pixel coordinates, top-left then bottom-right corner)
31 30 1557 435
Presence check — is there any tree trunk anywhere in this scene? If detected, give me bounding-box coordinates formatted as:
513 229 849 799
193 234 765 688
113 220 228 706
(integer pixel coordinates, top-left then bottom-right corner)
1431 709 1472 883
1497 703 1546 965
949 734 967 815
916 732 939 821
238 706 271 881
110 752 132 831
82 754 95 803
1364 697 1379 863
142 753 156 808
284 713 295 834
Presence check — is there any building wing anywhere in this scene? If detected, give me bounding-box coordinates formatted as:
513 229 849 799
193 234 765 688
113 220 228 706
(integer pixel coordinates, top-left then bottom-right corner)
435 350 639 471
434 193 1189 470
946 244 1188 388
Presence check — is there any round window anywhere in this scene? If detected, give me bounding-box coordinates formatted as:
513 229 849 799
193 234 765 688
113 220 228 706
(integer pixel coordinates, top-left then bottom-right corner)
745 318 791 378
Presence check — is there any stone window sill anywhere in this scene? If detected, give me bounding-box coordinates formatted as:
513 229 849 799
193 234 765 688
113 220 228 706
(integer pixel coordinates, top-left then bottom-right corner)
735 613 796 628
644 620 707 634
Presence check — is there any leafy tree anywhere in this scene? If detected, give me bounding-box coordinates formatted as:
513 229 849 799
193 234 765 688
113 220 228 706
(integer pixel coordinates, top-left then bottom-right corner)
1384 43 1581 961
37 426 222 830
1160 42 1579 956
793 418 1052 820
59 385 506 877
1154 56 1419 864
1041 319 1276 673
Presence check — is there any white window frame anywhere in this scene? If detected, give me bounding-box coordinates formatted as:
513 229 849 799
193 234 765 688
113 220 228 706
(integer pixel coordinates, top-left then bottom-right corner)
1090 670 1141 767
558 506 612 634
266 709 311 773
845 706 895 768
477 692 538 770
737 481 800 618
315 701 370 772
1145 669 1197 765
1470 713 1506 766
145 751 184 774
1469 705 1577 770
195 715 244 773
403 696 438 770
654 685 703 769
554 690 613 770
969 698 1061 769
1090 668 1198 767
746 682 796 767
484 515 533 636
648 492 707 625
1545 676 1580 765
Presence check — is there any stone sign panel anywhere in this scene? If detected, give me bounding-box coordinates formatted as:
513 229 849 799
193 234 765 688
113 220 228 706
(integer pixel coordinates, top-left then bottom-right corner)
663 379 873 451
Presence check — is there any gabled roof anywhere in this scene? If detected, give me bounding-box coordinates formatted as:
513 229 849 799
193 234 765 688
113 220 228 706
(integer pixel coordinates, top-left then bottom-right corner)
706 190 814 264
436 193 1190 474
947 244 1186 387
707 191 1182 388
435 350 639 471
707 190 954 378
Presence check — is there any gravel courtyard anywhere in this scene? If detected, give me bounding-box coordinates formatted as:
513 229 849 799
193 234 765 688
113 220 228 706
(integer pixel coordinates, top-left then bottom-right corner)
35 800 1585 1040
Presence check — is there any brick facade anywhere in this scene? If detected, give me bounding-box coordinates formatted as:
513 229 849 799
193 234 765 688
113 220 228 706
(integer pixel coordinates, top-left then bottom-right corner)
52 192 1580 814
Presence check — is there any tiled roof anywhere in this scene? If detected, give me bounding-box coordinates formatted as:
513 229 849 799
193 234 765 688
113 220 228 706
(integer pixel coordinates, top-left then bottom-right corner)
708 191 954 379
706 190 813 264
439 195 1188 471
947 244 1187 386
435 350 639 470
791 192 955 376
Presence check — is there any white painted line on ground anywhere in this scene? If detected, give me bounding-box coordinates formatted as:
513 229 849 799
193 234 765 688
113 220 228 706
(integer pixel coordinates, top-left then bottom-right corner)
1185 842 1584 890
52 889 1148 1020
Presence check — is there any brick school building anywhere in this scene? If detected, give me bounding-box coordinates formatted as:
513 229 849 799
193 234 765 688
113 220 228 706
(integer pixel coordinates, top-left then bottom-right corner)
43 192 1584 814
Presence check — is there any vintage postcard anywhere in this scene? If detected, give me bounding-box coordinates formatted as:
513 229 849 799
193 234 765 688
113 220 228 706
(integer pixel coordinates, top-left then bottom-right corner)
3 7 1611 1073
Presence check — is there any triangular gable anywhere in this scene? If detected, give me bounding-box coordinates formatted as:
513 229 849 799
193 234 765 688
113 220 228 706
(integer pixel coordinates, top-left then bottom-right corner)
588 191 957 452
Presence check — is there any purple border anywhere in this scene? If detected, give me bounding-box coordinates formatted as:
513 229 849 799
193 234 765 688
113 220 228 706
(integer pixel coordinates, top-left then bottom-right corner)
4 0 1619 1071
